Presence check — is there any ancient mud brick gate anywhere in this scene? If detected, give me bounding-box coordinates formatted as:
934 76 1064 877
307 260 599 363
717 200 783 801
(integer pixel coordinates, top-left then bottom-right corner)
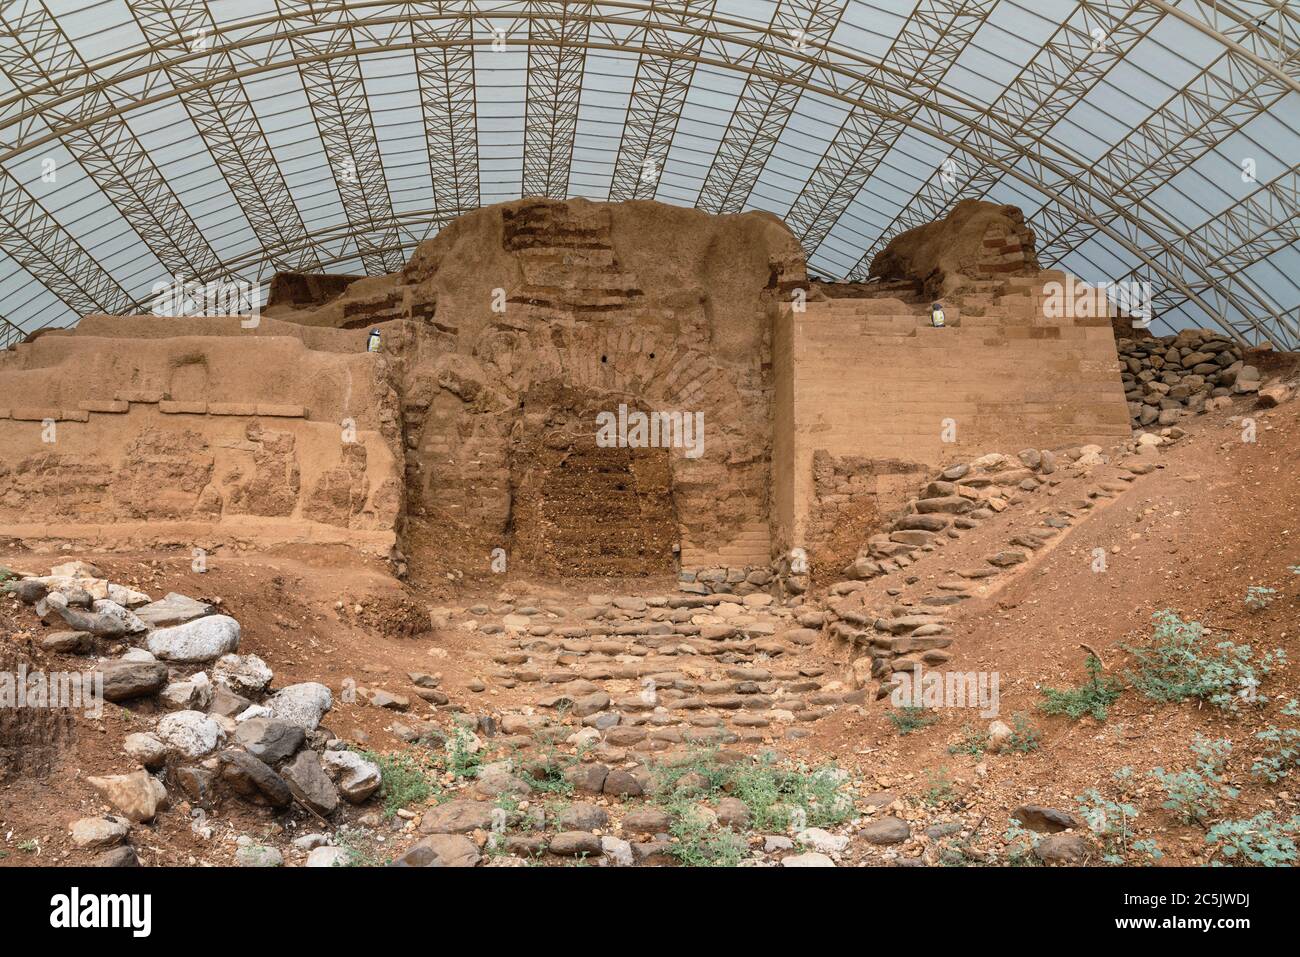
0 198 1129 585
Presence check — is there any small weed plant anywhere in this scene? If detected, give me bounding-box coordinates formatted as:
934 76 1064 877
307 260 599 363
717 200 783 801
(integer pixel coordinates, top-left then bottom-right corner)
1150 736 1238 825
889 706 938 735
1039 654 1122 721
1206 813 1300 866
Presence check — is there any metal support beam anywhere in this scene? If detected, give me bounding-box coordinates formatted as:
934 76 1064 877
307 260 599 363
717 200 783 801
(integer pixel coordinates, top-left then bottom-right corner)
522 1 590 198
0 0 225 281
0 169 132 320
129 0 325 273
695 0 846 214
274 0 407 274
608 0 715 202
784 0 995 256
411 1 480 227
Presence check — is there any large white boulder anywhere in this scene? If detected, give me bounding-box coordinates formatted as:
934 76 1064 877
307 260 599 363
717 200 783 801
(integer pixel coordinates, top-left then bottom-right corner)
155 710 223 758
266 682 332 730
146 615 240 662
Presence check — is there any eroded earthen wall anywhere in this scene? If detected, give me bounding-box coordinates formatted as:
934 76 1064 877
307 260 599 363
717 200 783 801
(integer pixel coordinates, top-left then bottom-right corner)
0 320 402 550
369 198 804 576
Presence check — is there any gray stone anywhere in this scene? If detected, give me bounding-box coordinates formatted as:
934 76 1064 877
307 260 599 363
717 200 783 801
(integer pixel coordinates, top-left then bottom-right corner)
716 796 751 829
208 686 252 719
233 717 305 764
8 578 48 604
797 826 849 854
469 765 532 801
306 846 355 867
235 844 283 867
563 762 609 795
281 750 340 816
987 550 1028 567
1034 832 1093 864
145 615 240 663
90 599 148 634
265 682 332 730
69 815 129 849
40 630 92 653
218 749 293 808
782 852 836 867
92 847 139 867
622 806 671 835
419 799 494 834
53 603 127 639
160 674 212 711
154 710 222 758
212 654 273 695
394 834 480 867
122 732 168 769
860 816 910 845
601 836 634 867
133 592 215 628
86 771 167 823
320 749 381 803
556 802 608 831
549 831 602 856
1012 805 1086 834
602 769 644 797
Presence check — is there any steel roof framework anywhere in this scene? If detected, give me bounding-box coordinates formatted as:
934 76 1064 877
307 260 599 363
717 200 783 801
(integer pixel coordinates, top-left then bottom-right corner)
0 0 1295 350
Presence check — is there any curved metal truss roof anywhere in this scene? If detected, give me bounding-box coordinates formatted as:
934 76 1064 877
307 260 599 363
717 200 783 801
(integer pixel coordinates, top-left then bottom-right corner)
0 0 1296 349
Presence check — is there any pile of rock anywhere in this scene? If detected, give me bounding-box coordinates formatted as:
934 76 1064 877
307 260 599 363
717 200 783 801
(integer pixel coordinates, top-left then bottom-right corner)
3 560 382 866
837 447 1063 583
1115 328 1252 428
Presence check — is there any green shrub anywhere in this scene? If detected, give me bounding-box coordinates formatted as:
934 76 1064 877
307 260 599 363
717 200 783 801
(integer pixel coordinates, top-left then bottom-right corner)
361 750 436 818
922 768 957 806
888 705 938 735
1150 736 1238 825
1244 586 1277 611
1251 699 1300 782
1126 610 1283 712
1005 712 1042 752
1075 768 1161 865
649 748 855 847
727 757 855 830
1039 654 1123 721
1206 813 1300 866
442 724 484 779
948 724 987 756
665 800 747 867
999 819 1041 867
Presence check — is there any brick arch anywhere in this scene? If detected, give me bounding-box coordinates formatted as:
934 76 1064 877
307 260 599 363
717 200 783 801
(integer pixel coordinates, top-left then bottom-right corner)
449 322 769 568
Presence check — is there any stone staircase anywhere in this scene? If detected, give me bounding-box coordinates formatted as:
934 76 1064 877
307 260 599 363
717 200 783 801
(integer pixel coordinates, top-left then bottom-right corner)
406 590 858 752
815 437 1174 699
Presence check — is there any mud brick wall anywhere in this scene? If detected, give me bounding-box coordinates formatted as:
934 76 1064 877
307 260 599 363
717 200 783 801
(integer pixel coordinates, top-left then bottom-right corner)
773 275 1131 555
